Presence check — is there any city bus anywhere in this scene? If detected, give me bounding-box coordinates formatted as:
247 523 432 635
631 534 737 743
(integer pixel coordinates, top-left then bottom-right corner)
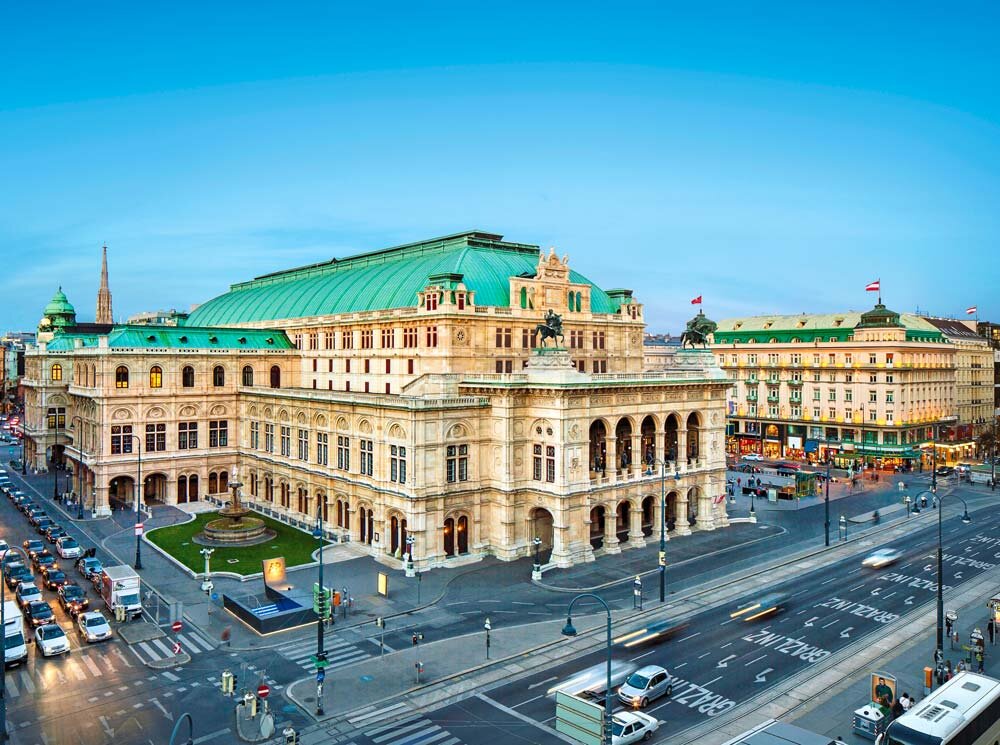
881 672 1000 745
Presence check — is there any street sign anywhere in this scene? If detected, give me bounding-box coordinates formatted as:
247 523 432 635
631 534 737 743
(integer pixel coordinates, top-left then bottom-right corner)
172 642 181 655
555 691 604 745
257 684 270 699
171 620 183 632
134 523 144 536
310 655 329 668
316 669 325 683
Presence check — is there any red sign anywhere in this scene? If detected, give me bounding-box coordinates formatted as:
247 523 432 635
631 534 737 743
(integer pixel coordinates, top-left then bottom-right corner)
134 523 144 536
171 621 183 632
172 642 181 655
257 684 270 699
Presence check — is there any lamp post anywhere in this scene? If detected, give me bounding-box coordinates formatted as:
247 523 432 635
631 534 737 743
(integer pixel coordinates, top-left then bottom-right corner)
561 593 614 745
991 415 997 492
648 458 680 603
531 536 542 581
128 434 143 570
0 545 29 743
71 415 84 519
199 548 214 593
314 497 326 716
52 417 60 501
484 617 491 659
167 712 194 745
930 490 972 666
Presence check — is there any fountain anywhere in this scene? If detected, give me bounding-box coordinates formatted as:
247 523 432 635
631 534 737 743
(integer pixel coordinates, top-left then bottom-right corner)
194 480 276 546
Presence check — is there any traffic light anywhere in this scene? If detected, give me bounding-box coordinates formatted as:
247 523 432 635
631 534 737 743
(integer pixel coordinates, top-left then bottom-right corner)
412 632 423 646
283 727 299 744
221 670 234 695
375 617 384 628
313 584 333 619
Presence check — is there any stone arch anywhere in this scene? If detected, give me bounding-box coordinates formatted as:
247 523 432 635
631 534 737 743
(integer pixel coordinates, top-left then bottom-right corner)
179 404 198 417
615 500 631 543
314 413 327 428
664 413 680 462
145 406 166 419
387 422 406 440
529 507 554 555
262 407 273 419
446 422 469 440
686 412 702 462
111 407 134 421
358 418 373 435
641 495 656 536
248 406 258 418
640 415 657 468
387 511 408 557
336 416 349 432
686 485 700 525
143 472 168 504
443 511 472 557
108 475 136 508
615 417 634 470
209 404 228 416
357 502 375 545
277 409 290 423
589 419 608 472
295 411 307 425
589 505 606 549
666 490 679 531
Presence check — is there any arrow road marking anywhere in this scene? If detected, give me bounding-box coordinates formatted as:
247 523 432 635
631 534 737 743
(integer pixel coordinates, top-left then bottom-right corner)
871 587 882 597
98 716 114 739
840 627 853 638
150 697 174 721
755 668 773 683
804 617 818 627
955 572 963 579
717 654 737 668
905 596 914 605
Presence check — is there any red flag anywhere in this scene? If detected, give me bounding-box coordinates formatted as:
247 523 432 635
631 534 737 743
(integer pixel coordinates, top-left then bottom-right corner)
865 280 880 292
966 306 977 315
713 493 726 505
691 295 702 305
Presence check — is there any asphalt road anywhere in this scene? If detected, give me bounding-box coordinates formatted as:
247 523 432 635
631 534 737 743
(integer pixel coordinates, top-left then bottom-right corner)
395 494 1000 745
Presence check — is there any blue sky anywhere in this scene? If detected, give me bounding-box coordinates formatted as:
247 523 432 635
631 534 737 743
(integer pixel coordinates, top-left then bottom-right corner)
3 1 998 333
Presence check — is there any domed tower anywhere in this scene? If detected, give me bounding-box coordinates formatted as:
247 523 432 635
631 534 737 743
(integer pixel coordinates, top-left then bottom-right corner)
38 287 77 342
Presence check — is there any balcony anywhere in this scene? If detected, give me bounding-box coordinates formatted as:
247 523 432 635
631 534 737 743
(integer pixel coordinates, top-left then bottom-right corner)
766 394 780 403
788 379 803 387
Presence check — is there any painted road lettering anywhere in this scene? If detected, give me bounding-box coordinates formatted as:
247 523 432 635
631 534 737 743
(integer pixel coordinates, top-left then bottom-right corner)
816 598 900 624
940 553 995 571
665 673 737 716
882 572 950 593
741 630 831 663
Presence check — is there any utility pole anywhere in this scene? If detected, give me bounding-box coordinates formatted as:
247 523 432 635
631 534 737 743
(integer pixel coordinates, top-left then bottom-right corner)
314 500 326 716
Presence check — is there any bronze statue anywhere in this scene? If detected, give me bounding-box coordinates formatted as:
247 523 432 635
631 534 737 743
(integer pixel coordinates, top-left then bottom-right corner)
535 309 565 347
680 310 717 348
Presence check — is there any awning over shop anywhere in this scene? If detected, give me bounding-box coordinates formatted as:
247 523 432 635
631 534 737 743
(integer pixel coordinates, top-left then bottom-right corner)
854 444 921 458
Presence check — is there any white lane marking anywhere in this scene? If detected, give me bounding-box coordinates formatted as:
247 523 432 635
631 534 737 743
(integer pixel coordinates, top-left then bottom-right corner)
674 662 687 669
527 676 558 690
820 577 837 585
849 584 865 591
720 642 733 649
511 693 547 709
677 632 701 643
745 654 768 666
705 675 722 686
822 620 838 629
81 653 103 677
789 589 809 598
698 652 711 659
630 650 658 662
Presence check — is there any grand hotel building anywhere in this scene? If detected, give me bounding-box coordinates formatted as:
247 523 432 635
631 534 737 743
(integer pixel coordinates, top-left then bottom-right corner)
23 231 730 570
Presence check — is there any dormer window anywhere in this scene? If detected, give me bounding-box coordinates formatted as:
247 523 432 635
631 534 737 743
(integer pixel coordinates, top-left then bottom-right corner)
146 334 156 342
763 321 773 330
266 337 274 345
733 322 742 330
833 318 844 327
796 319 806 328
178 335 188 343
425 292 439 311
238 337 247 344
208 335 218 343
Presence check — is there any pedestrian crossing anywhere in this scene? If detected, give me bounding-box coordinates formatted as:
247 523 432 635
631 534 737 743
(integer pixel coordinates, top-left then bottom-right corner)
128 630 215 664
347 703 463 745
3 646 123 699
275 634 371 673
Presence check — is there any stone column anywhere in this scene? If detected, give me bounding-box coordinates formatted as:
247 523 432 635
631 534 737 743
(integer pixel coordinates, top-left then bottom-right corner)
628 504 646 548
677 430 688 472
603 503 621 554
655 431 665 465
696 489 716 531
674 488 692 536
94 482 112 518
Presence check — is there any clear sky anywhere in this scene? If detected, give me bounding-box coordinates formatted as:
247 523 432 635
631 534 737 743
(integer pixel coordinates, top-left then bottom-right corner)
3 1 998 333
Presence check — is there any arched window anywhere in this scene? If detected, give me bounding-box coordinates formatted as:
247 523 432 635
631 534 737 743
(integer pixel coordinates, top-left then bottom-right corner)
177 476 188 504
270 365 281 389
51 364 62 382
182 366 195 388
567 291 575 312
520 287 528 309
213 365 225 387
575 292 582 312
242 365 254 387
208 472 218 494
149 366 162 388
115 366 129 389
219 471 228 494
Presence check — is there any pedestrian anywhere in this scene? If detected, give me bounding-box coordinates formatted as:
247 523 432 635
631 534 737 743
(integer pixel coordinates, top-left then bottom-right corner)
989 619 995 645
946 660 954 680
900 692 911 711
946 616 953 639
976 650 984 673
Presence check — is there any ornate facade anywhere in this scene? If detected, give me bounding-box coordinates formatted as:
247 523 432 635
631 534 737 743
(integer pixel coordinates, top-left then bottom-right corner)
23 231 730 570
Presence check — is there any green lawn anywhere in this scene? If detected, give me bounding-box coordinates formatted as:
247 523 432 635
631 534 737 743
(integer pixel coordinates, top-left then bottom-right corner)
147 511 329 577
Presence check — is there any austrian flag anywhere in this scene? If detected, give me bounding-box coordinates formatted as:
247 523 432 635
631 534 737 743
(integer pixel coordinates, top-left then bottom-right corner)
691 295 702 305
966 306 977 315
865 280 880 293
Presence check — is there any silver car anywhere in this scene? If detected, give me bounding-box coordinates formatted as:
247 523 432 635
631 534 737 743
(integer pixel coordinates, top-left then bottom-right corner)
618 664 672 708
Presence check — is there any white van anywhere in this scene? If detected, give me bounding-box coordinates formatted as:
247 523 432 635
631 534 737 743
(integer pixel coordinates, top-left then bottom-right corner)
2 599 28 668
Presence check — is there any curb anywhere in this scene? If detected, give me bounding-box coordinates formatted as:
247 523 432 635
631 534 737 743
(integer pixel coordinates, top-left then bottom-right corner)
147 652 191 669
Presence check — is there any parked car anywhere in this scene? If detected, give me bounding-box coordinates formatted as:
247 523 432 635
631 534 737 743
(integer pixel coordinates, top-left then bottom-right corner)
612 711 660 745
22 539 45 559
75 557 103 583
34 623 70 657
40 567 68 591
45 526 68 544
1 552 21 571
31 551 56 572
56 537 81 560
16 499 35 513
26 508 46 524
777 461 801 471
57 583 89 617
25 600 54 627
35 518 56 535
77 611 112 643
14 582 42 610
618 665 673 708
935 466 955 477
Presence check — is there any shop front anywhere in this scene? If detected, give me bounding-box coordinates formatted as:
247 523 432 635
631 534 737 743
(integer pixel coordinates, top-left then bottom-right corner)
856 443 921 470
738 435 762 456
762 423 782 459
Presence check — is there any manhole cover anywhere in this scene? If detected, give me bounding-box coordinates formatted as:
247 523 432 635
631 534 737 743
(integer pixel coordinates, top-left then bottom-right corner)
360 675 374 683
303 696 316 703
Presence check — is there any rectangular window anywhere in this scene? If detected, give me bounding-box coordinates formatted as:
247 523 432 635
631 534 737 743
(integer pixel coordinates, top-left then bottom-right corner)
280 426 291 457
360 439 373 476
845 390 853 402
869 409 878 422
308 332 318 350
323 331 333 350
178 421 198 450
341 330 354 349
208 420 228 448
385 359 391 374
403 327 418 348
426 326 438 347
364 359 370 374
828 389 836 401
885 373 894 384
250 421 259 449
828 353 836 365
111 424 133 454
812 354 820 366
592 331 606 350
521 328 538 348
790 353 801 365
345 359 351 373
769 404 779 417
297 428 308 460
312 359 317 372
791 405 801 418
495 359 513 373
533 444 542 481
361 330 373 349
869 373 878 383
846 373 853 383
748 402 757 417
146 423 165 452
425 292 438 310
546 446 556 483
293 333 302 349
845 408 852 421
390 445 407 484
495 327 512 348
812 389 821 401
828 408 836 419
813 407 821 418
316 432 328 466
886 353 894 366
446 444 469 483
748 354 758 366
869 390 878 403
337 436 350 470
408 359 414 375
328 359 333 373
886 392 894 403
381 328 394 348
886 411 894 424
845 353 853 365
570 330 584 349
869 353 877 365
264 424 274 453
768 353 779 365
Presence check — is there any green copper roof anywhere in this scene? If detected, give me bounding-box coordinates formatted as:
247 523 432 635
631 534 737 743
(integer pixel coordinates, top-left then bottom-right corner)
186 231 618 326
714 311 945 344
42 287 77 326
46 325 292 351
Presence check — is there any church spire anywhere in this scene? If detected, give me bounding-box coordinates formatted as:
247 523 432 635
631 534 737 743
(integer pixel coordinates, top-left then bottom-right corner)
96 243 113 324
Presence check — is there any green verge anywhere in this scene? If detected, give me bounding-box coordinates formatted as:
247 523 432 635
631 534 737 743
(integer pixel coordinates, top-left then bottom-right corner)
146 511 330 577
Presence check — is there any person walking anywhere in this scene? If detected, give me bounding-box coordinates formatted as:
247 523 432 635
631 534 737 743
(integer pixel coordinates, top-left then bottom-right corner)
988 618 995 646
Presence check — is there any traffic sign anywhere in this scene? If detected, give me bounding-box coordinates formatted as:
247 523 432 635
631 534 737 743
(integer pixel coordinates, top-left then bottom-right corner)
134 523 144 536
257 684 270 699
171 620 183 632
310 655 329 668
316 669 325 683
172 642 181 655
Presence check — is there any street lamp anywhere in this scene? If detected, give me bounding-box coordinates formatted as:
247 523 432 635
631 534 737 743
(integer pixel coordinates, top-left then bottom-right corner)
314 497 326 716
71 415 84 519
648 458 680 603
52 416 60 502
531 536 542 581
128 434 144 570
484 617 491 659
199 548 214 593
561 593 613 745
0 545 29 742
405 534 416 577
167 712 194 745
930 490 972 667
